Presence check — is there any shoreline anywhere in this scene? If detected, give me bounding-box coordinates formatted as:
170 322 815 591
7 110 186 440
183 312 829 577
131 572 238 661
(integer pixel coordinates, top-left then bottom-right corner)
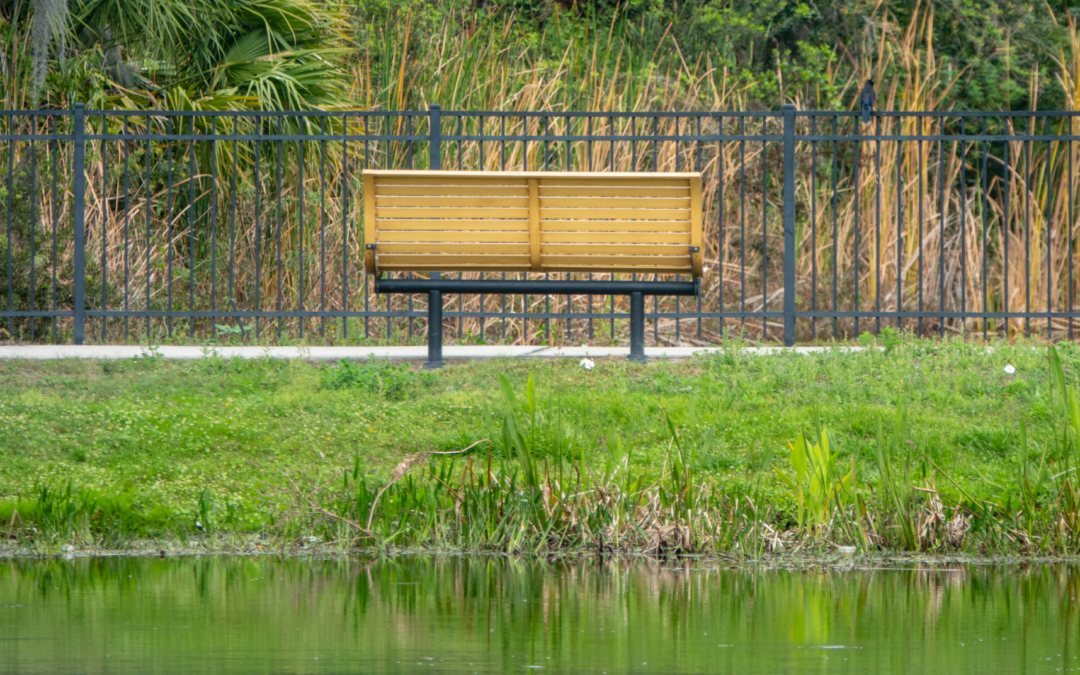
4 540 1079 569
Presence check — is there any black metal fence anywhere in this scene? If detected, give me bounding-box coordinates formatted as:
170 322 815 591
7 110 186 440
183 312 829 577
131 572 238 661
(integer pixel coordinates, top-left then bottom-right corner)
2 104 1079 346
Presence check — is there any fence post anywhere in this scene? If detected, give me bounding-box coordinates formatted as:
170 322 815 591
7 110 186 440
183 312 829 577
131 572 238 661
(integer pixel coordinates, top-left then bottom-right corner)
72 103 86 346
426 103 443 364
782 104 796 347
429 104 441 171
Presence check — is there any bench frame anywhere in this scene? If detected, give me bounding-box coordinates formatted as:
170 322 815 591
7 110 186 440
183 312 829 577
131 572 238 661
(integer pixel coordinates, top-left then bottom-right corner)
366 169 703 368
375 276 701 368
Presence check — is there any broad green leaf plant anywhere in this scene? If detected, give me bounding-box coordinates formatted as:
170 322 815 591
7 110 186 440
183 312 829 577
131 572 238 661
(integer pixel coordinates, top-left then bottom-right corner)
774 422 853 530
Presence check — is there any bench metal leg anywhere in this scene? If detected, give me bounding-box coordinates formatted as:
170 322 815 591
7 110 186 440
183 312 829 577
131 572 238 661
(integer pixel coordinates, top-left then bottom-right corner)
425 289 444 369
629 291 646 363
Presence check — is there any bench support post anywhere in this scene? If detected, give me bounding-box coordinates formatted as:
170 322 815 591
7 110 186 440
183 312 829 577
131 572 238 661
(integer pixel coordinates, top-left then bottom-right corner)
629 291 646 363
425 289 444 369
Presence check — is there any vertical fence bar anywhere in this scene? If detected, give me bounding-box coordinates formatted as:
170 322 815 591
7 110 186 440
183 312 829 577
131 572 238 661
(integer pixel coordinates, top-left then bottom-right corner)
320 116 327 339
101 115 109 341
997 120 1006 339
145 114 153 340
896 114 903 331
761 116 768 340
50 115 59 339
297 125 305 340
937 115 946 338
122 118 131 341
1045 116 1054 339
28 116 36 341
831 116 839 339
73 104 87 345
717 115 725 338
188 115 197 339
1024 116 1031 338
362 116 370 339
254 114 262 339
959 118 967 337
874 114 881 334
5 114 14 339
342 122 349 340
853 117 860 338
210 125 218 341
428 105 442 351
1070 115 1075 341
810 115 817 340
917 121 924 337
981 117 989 340
227 115 238 338
740 117 746 333
782 105 796 346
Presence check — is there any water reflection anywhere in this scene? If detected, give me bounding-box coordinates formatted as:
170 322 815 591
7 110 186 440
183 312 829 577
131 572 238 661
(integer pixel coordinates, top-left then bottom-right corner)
1 556 1077 674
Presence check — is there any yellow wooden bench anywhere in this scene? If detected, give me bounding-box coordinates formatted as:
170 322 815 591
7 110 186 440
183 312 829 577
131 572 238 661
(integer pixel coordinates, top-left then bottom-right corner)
363 170 704 367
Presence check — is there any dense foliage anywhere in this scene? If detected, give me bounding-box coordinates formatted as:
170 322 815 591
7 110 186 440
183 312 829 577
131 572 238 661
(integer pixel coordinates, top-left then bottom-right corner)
1 0 1077 111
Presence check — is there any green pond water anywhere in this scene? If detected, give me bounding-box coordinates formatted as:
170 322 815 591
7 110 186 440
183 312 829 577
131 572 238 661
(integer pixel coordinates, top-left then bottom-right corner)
1 556 1079 674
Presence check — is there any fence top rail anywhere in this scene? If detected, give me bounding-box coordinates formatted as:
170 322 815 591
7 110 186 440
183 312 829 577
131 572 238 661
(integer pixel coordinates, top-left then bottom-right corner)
365 169 703 178
438 110 783 119
0 109 72 117
79 109 428 119
796 110 1080 118
3 108 1076 121
74 109 784 120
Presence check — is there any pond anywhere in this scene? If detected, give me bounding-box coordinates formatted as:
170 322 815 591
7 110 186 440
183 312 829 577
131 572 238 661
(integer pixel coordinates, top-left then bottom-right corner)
1 556 1077 674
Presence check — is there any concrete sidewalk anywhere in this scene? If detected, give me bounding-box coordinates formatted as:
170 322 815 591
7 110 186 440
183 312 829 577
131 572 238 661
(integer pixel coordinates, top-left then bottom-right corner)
0 344 858 361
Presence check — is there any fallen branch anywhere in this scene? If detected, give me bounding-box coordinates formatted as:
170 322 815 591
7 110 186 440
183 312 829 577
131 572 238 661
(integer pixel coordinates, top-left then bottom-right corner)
283 473 375 538
366 439 489 531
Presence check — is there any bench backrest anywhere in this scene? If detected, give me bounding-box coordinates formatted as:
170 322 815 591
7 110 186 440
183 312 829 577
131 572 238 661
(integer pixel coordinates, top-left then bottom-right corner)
364 171 703 278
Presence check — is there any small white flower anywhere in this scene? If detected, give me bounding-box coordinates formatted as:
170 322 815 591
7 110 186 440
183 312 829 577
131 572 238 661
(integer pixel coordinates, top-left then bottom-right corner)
580 358 595 370
1004 364 1016 375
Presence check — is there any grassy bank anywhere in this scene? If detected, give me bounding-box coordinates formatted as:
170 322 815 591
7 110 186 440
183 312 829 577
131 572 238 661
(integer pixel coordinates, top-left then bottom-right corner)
3 338 1080 556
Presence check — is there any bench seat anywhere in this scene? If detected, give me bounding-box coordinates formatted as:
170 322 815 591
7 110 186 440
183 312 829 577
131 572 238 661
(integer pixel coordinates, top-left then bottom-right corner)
363 171 703 278
362 170 704 367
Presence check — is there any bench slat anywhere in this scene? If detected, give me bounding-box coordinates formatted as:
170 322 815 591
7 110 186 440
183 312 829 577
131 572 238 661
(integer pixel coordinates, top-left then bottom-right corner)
377 207 530 219
377 254 533 266
539 187 690 197
539 208 690 220
542 244 690 256
376 219 529 231
542 232 689 243
539 220 691 232
376 186 528 196
364 170 702 277
542 255 690 267
377 196 529 207
378 231 531 242
376 243 531 254
539 197 691 209
542 265 690 274
538 177 690 187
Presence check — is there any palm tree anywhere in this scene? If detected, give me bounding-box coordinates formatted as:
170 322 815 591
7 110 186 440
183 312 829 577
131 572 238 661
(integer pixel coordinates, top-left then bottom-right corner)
3 0 352 111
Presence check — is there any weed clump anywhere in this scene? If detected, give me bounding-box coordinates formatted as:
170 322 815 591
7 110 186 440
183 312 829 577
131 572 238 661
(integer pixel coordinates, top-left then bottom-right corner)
321 358 430 400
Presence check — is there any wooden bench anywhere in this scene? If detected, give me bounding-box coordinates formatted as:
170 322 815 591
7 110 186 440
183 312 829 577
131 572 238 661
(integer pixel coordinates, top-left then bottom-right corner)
363 170 704 367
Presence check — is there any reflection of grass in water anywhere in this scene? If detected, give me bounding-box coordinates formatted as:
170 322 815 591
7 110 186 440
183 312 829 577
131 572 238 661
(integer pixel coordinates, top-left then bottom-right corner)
4 556 1080 674
6 337 1080 555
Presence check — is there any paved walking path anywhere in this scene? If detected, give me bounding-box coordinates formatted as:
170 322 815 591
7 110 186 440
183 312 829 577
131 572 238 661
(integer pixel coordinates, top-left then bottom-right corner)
0 344 860 361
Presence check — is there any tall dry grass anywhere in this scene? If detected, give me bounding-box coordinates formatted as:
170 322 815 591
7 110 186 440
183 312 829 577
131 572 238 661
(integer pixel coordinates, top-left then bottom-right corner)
3 4 1080 345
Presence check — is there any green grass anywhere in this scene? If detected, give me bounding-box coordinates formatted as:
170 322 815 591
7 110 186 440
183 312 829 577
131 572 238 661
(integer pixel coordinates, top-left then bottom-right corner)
2 337 1079 555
